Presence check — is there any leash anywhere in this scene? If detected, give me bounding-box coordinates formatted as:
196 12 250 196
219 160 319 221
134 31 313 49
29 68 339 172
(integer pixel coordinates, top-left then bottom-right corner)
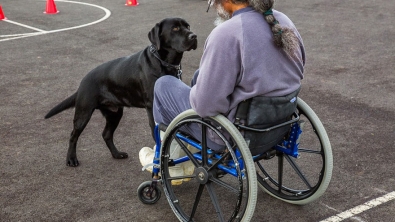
149 45 183 80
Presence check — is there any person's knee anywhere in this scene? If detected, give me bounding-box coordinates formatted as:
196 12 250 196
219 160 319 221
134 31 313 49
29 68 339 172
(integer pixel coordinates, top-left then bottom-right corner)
154 75 178 93
154 75 181 111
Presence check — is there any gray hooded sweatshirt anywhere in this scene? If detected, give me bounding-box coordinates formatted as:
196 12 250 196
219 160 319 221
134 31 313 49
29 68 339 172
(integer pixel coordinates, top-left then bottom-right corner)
190 7 305 124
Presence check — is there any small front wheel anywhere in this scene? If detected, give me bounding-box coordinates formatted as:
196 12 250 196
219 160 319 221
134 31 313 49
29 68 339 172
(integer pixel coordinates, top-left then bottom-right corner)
137 181 161 204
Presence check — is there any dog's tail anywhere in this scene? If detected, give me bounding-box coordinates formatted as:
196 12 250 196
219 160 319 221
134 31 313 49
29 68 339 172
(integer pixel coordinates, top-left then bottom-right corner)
45 92 77 119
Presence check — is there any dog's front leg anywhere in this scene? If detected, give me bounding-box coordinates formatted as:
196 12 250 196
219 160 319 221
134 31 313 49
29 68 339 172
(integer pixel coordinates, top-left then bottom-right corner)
100 108 128 159
145 107 156 141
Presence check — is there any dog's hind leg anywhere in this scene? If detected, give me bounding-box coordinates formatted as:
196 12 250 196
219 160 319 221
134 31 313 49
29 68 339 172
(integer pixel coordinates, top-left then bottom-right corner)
100 108 128 159
67 109 94 167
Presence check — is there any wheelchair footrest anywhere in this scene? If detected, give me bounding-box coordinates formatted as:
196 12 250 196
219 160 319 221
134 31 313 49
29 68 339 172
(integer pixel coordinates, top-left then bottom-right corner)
142 163 160 171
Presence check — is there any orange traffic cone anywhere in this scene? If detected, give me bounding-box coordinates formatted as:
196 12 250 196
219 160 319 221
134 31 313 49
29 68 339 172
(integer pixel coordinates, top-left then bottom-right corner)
125 0 139 6
44 0 59 14
0 5 6 20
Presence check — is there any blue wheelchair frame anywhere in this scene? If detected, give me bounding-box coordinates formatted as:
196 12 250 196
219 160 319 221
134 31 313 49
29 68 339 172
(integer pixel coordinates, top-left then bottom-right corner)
138 98 333 221
151 113 303 178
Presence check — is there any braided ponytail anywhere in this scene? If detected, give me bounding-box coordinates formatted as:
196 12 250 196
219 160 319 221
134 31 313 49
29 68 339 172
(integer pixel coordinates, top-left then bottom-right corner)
249 0 300 59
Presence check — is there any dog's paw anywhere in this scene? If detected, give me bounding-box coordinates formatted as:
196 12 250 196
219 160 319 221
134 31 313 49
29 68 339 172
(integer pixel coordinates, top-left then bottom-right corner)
113 152 128 159
67 158 79 167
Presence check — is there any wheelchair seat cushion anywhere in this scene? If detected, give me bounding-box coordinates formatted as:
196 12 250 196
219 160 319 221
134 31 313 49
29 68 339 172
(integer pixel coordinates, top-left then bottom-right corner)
236 87 300 156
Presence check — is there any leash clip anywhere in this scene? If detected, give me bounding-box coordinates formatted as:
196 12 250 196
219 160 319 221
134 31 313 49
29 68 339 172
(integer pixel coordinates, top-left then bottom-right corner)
177 69 182 80
149 45 157 53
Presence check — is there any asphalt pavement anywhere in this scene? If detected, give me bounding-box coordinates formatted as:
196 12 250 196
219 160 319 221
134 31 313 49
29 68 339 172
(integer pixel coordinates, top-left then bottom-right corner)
0 0 394 221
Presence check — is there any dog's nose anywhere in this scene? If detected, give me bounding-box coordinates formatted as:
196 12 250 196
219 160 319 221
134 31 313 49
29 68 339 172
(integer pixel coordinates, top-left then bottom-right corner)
188 33 197 40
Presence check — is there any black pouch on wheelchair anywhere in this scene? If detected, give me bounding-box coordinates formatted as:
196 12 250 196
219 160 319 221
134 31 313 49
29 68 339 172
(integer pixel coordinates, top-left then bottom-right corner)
235 88 300 156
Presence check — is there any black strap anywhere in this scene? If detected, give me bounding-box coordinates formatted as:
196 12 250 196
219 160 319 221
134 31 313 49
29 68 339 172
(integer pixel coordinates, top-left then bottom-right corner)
150 45 181 70
149 45 182 79
235 99 251 124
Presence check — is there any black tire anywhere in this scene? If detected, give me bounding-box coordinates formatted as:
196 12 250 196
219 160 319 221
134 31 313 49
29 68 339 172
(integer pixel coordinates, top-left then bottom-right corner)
256 98 333 205
160 109 257 222
137 181 161 205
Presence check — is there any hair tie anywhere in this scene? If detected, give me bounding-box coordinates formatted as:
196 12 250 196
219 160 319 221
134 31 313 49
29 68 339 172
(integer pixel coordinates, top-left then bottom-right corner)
274 29 283 35
263 9 273 16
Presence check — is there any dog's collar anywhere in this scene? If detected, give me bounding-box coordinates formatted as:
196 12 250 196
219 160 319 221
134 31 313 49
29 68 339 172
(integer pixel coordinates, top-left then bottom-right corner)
150 45 182 79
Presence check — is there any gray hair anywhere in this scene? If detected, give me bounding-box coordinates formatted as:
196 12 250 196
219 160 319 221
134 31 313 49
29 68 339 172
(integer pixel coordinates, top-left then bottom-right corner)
230 0 300 58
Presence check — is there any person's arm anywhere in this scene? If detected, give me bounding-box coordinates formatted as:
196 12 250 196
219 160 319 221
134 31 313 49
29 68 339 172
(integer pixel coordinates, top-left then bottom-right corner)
190 27 242 118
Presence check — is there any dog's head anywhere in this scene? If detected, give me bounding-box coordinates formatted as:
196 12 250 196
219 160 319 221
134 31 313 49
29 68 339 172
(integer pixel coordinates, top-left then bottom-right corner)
148 18 197 53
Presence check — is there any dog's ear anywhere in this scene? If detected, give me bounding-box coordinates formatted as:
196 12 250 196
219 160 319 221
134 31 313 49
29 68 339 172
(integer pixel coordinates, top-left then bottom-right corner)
148 23 161 50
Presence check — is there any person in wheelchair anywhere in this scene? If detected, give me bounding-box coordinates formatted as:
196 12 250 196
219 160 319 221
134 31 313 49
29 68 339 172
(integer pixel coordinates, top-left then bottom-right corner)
140 0 305 182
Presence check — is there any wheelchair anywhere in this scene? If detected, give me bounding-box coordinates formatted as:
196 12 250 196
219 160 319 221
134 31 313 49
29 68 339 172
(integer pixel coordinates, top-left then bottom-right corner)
137 97 333 222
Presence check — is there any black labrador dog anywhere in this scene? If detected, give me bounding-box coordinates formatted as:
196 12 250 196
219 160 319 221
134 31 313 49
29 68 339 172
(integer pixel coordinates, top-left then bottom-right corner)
45 18 197 167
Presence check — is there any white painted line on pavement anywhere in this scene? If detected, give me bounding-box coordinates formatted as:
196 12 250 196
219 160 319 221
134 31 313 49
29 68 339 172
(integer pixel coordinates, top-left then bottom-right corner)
0 0 111 42
320 191 395 222
41 0 111 34
2 19 47 32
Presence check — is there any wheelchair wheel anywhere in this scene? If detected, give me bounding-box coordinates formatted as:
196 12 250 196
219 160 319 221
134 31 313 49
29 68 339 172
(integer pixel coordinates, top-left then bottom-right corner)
160 109 257 222
137 181 162 205
256 98 333 205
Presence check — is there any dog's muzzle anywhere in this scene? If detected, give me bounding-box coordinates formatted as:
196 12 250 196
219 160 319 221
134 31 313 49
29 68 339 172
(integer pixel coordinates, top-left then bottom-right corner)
187 33 198 51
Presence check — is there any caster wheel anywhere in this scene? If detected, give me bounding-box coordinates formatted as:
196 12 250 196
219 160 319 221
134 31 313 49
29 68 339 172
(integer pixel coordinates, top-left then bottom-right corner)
137 181 161 204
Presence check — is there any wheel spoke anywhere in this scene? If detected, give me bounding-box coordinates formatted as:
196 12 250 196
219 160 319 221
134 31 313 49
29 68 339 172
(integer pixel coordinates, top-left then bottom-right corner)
166 174 195 181
277 153 284 194
298 148 322 155
206 182 225 222
175 135 200 167
284 155 312 189
207 149 231 172
256 161 309 195
201 122 208 167
189 184 205 220
210 177 239 194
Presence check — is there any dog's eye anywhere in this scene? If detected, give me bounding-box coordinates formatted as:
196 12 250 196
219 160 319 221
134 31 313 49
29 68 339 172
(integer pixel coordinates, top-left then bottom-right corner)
173 26 180 31
187 26 190 30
